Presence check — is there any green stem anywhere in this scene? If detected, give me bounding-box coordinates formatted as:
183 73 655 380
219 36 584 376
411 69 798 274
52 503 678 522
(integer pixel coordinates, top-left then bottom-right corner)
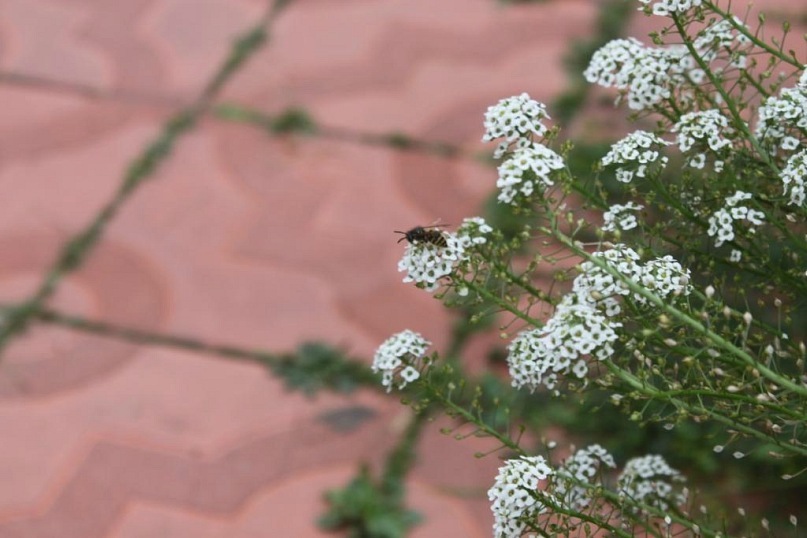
552 230 807 398
704 1 803 69
670 14 777 175
422 376 523 454
379 410 429 501
214 103 469 159
604 362 807 458
465 279 544 328
23 306 280 366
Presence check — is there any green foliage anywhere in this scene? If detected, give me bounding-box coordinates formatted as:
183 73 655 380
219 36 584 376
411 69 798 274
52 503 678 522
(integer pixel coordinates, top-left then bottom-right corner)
320 413 426 537
214 104 318 134
318 465 421 538
268 342 377 396
269 107 319 134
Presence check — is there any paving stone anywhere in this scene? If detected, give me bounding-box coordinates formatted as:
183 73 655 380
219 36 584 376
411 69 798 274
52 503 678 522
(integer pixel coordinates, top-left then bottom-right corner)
13 0 806 536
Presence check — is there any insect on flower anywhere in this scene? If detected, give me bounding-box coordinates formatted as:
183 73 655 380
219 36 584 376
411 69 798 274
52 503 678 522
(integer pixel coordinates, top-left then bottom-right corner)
394 224 449 248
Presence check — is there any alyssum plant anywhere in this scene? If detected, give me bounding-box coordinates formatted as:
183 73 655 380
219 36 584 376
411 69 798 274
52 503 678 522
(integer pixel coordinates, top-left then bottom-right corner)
374 1 805 537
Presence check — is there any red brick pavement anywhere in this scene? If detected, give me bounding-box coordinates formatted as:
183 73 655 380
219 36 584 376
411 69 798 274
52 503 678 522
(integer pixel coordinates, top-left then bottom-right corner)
1 0 800 536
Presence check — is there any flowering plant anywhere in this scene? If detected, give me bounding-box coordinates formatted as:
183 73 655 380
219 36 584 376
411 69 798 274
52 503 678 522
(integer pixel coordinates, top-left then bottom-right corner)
375 2 807 536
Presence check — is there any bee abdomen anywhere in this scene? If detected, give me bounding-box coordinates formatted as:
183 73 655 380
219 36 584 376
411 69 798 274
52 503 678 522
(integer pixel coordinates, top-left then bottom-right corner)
423 230 448 247
394 225 450 248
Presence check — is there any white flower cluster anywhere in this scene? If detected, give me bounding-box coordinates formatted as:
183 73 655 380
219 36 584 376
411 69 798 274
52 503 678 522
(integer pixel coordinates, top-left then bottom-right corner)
371 330 431 392
555 444 617 510
456 217 493 247
587 19 750 110
601 131 670 183
642 255 693 297
573 246 643 311
672 110 734 169
707 191 765 248
799 67 807 91
488 455 554 538
397 218 493 292
617 454 687 512
397 233 464 292
637 0 702 16
574 245 691 313
482 94 565 205
488 449 690 535
693 18 750 68
603 202 644 232
584 38 692 110
483 93 551 158
755 85 807 152
781 149 807 206
496 144 565 205
507 295 622 393
508 245 691 393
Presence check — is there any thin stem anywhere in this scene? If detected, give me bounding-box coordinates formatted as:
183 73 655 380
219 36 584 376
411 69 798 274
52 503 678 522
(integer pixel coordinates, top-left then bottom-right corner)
214 103 472 159
671 14 777 174
422 376 523 454
379 410 430 500
705 1 803 69
604 360 807 458
24 306 280 366
464 279 544 329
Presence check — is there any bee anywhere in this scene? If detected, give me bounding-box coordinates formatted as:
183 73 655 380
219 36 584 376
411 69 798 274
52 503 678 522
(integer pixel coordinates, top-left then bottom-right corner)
394 224 449 248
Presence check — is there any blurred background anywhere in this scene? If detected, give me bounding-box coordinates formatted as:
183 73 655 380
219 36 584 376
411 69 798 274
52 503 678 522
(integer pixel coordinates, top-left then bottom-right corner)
0 0 804 537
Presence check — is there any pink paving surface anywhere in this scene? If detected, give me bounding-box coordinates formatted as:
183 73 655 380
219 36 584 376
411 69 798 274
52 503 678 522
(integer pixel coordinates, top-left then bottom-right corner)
0 1 597 535
0 0 802 537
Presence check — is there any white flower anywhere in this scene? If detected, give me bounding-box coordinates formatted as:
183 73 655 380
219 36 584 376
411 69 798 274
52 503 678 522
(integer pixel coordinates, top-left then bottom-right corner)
601 131 670 183
507 296 621 393
672 110 734 156
556 445 617 510
688 153 706 169
707 191 765 247
798 67 807 92
497 144 565 205
780 148 807 206
637 0 703 16
781 136 801 151
483 93 551 158
488 456 554 538
456 217 494 246
617 454 687 512
755 87 807 151
371 330 431 392
603 202 644 232
584 38 692 110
